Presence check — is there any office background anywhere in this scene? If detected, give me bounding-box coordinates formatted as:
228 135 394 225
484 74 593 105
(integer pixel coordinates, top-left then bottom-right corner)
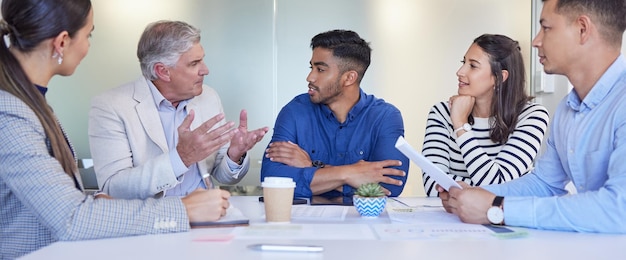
5 0 623 196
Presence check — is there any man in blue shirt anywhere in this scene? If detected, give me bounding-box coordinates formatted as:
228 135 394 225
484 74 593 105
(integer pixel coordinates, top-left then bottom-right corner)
438 0 626 233
261 30 409 198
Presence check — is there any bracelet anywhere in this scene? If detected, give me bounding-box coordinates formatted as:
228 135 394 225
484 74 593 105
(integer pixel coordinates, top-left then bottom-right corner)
453 123 471 136
453 127 465 136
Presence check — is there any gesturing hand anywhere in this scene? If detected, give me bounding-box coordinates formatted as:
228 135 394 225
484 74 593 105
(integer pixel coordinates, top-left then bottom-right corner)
227 109 269 163
265 141 312 168
177 110 237 167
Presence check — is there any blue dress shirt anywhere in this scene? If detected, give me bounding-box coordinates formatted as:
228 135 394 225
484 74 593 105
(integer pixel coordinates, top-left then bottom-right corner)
485 54 626 233
261 90 409 198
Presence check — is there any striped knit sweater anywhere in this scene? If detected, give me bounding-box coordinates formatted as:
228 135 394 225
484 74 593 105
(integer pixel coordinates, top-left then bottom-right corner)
421 101 549 196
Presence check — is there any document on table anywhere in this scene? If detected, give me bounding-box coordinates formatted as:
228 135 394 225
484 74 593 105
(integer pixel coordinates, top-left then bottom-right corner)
291 205 348 221
372 223 498 240
233 224 377 240
395 136 462 191
387 206 461 224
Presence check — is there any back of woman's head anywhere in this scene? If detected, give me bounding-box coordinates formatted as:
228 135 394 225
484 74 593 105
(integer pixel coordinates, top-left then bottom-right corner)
1 0 92 52
473 34 530 144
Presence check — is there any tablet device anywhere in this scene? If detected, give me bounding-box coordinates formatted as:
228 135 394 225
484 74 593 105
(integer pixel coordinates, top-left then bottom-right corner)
482 224 515 233
309 194 353 206
258 196 308 205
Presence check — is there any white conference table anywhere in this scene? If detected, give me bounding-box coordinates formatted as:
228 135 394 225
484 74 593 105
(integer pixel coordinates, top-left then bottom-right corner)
21 196 626 260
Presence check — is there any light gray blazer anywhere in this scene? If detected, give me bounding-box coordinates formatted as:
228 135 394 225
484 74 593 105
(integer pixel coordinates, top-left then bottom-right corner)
88 78 248 199
0 90 188 259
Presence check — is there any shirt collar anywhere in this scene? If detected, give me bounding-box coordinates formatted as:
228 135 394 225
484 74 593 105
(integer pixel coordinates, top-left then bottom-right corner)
147 80 190 109
567 54 626 112
320 89 368 123
35 85 47 96
348 89 368 121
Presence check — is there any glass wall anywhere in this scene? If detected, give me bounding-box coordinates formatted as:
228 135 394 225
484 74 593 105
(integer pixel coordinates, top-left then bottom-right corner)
41 0 531 196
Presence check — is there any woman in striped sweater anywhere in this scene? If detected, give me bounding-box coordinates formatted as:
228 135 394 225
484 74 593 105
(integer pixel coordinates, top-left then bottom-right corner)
422 34 549 196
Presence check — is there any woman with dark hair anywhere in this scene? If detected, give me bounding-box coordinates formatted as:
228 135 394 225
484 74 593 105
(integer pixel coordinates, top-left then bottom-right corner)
422 34 550 197
0 0 230 258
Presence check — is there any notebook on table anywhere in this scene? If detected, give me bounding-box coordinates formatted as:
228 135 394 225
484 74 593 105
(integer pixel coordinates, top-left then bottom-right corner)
189 205 249 228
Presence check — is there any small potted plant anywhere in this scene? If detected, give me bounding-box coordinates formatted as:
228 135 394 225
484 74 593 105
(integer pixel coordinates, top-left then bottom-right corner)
353 183 387 217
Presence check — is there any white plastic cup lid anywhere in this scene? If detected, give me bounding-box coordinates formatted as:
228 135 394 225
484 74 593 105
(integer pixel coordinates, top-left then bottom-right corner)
262 177 296 188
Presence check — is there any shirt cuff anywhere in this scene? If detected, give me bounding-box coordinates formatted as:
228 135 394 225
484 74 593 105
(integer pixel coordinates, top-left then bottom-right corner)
455 130 472 142
501 196 536 228
170 150 190 179
226 154 245 171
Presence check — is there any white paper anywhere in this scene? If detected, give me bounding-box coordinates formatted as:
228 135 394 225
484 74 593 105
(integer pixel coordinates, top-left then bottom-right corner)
395 136 462 191
387 206 461 224
233 224 377 240
291 206 347 221
372 223 496 240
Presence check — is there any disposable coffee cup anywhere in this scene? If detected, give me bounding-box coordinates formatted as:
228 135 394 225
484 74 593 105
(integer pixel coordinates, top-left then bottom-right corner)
261 177 296 223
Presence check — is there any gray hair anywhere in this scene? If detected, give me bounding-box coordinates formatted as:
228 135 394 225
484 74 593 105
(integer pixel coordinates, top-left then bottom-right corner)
137 20 201 80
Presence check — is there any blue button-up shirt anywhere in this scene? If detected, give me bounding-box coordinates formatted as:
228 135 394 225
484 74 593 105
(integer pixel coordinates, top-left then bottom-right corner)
261 90 409 198
485 55 626 233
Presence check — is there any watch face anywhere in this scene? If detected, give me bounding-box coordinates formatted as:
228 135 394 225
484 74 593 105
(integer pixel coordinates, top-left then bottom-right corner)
463 123 472 131
312 160 325 168
487 206 504 224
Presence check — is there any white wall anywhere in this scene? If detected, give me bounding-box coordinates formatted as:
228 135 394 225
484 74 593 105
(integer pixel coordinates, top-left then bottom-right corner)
9 0 533 196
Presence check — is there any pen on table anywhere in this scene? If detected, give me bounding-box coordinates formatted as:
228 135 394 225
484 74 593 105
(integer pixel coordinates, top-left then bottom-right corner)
247 244 323 253
390 197 412 208
390 197 443 208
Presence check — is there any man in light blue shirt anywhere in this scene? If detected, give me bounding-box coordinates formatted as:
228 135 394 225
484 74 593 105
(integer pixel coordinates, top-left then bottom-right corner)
438 0 626 233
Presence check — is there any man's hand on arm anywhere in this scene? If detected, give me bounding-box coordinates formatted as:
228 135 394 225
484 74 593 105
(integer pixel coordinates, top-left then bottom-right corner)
263 142 406 196
342 160 405 195
310 160 406 196
177 110 237 167
227 109 269 164
181 188 231 223
265 141 312 168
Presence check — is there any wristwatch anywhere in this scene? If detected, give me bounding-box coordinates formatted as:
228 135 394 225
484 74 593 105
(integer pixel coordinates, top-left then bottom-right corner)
453 123 472 136
236 153 246 165
487 196 505 225
312 160 325 169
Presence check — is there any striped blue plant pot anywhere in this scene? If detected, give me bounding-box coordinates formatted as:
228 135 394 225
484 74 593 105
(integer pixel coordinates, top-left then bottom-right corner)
353 195 387 217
